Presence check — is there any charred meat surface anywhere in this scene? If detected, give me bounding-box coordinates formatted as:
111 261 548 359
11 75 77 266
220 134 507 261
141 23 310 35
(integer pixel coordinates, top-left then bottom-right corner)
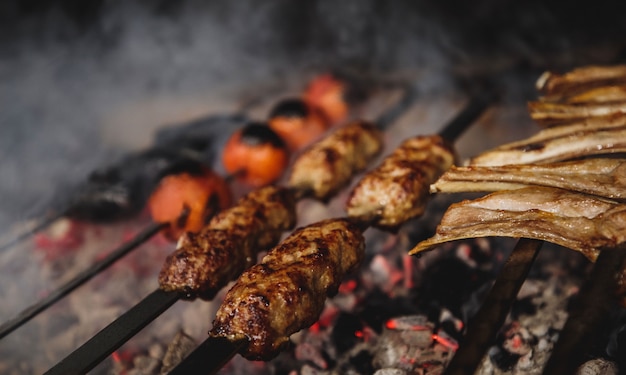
210 218 365 360
287 121 383 201
408 186 626 261
158 185 296 300
346 134 455 229
430 158 626 201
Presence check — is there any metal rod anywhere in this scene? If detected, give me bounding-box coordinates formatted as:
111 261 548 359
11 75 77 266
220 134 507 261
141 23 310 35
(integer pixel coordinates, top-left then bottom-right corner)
0 221 166 339
375 83 419 130
168 337 248 375
443 238 543 375
0 210 66 252
542 244 626 375
438 87 498 143
44 289 180 375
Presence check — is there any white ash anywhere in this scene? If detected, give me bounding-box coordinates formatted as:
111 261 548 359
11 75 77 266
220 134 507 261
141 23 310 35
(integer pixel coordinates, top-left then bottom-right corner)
576 358 619 375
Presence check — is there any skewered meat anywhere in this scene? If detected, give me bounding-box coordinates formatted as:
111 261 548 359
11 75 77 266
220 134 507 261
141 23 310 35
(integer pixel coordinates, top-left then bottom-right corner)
527 101 626 126
287 121 383 201
469 114 626 166
407 186 626 261
210 218 365 360
430 158 626 201
158 185 296 300
536 65 626 98
345 135 456 229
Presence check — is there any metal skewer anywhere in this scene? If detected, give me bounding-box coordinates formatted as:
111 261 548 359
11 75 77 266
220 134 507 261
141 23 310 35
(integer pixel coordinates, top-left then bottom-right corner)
0 221 167 340
443 239 543 375
168 87 497 375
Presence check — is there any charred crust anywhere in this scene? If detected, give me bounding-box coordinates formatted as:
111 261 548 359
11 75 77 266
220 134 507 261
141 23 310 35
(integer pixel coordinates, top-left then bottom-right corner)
240 123 286 148
176 204 191 228
202 192 220 224
269 99 309 119
322 147 341 164
519 142 546 152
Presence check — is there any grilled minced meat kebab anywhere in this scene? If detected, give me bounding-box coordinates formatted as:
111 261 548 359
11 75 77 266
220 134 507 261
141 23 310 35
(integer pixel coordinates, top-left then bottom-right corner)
159 185 296 299
469 113 626 166
408 186 626 261
345 134 456 229
210 218 365 360
288 121 383 201
430 158 626 201
159 121 383 299
209 135 459 360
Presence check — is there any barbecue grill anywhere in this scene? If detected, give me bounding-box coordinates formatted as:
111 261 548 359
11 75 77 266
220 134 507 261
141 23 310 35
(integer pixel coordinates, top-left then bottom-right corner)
2 1 626 374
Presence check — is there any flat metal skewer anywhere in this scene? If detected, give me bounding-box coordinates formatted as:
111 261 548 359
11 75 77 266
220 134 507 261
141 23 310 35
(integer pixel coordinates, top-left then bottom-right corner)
44 288 180 375
443 238 543 375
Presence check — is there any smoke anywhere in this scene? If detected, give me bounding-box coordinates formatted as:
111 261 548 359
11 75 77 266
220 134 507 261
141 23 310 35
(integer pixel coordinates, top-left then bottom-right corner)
1 0 624 245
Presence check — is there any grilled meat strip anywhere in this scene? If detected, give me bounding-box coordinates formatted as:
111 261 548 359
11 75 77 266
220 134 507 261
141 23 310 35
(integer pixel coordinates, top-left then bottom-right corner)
566 85 626 104
158 185 296 300
345 135 455 229
469 114 626 166
210 218 365 360
430 158 626 201
528 101 626 126
408 186 626 261
536 65 626 98
287 121 383 201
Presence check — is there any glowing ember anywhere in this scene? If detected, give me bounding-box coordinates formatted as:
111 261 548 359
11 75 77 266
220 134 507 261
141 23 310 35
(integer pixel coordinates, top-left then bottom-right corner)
432 333 459 351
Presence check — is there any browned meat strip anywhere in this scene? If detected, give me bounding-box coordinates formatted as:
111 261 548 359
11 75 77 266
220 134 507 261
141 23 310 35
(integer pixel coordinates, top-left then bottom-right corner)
210 218 365 360
287 121 383 201
345 134 455 229
408 186 626 261
430 158 626 201
469 114 626 166
536 65 626 98
528 101 626 126
158 185 296 300
566 86 626 104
